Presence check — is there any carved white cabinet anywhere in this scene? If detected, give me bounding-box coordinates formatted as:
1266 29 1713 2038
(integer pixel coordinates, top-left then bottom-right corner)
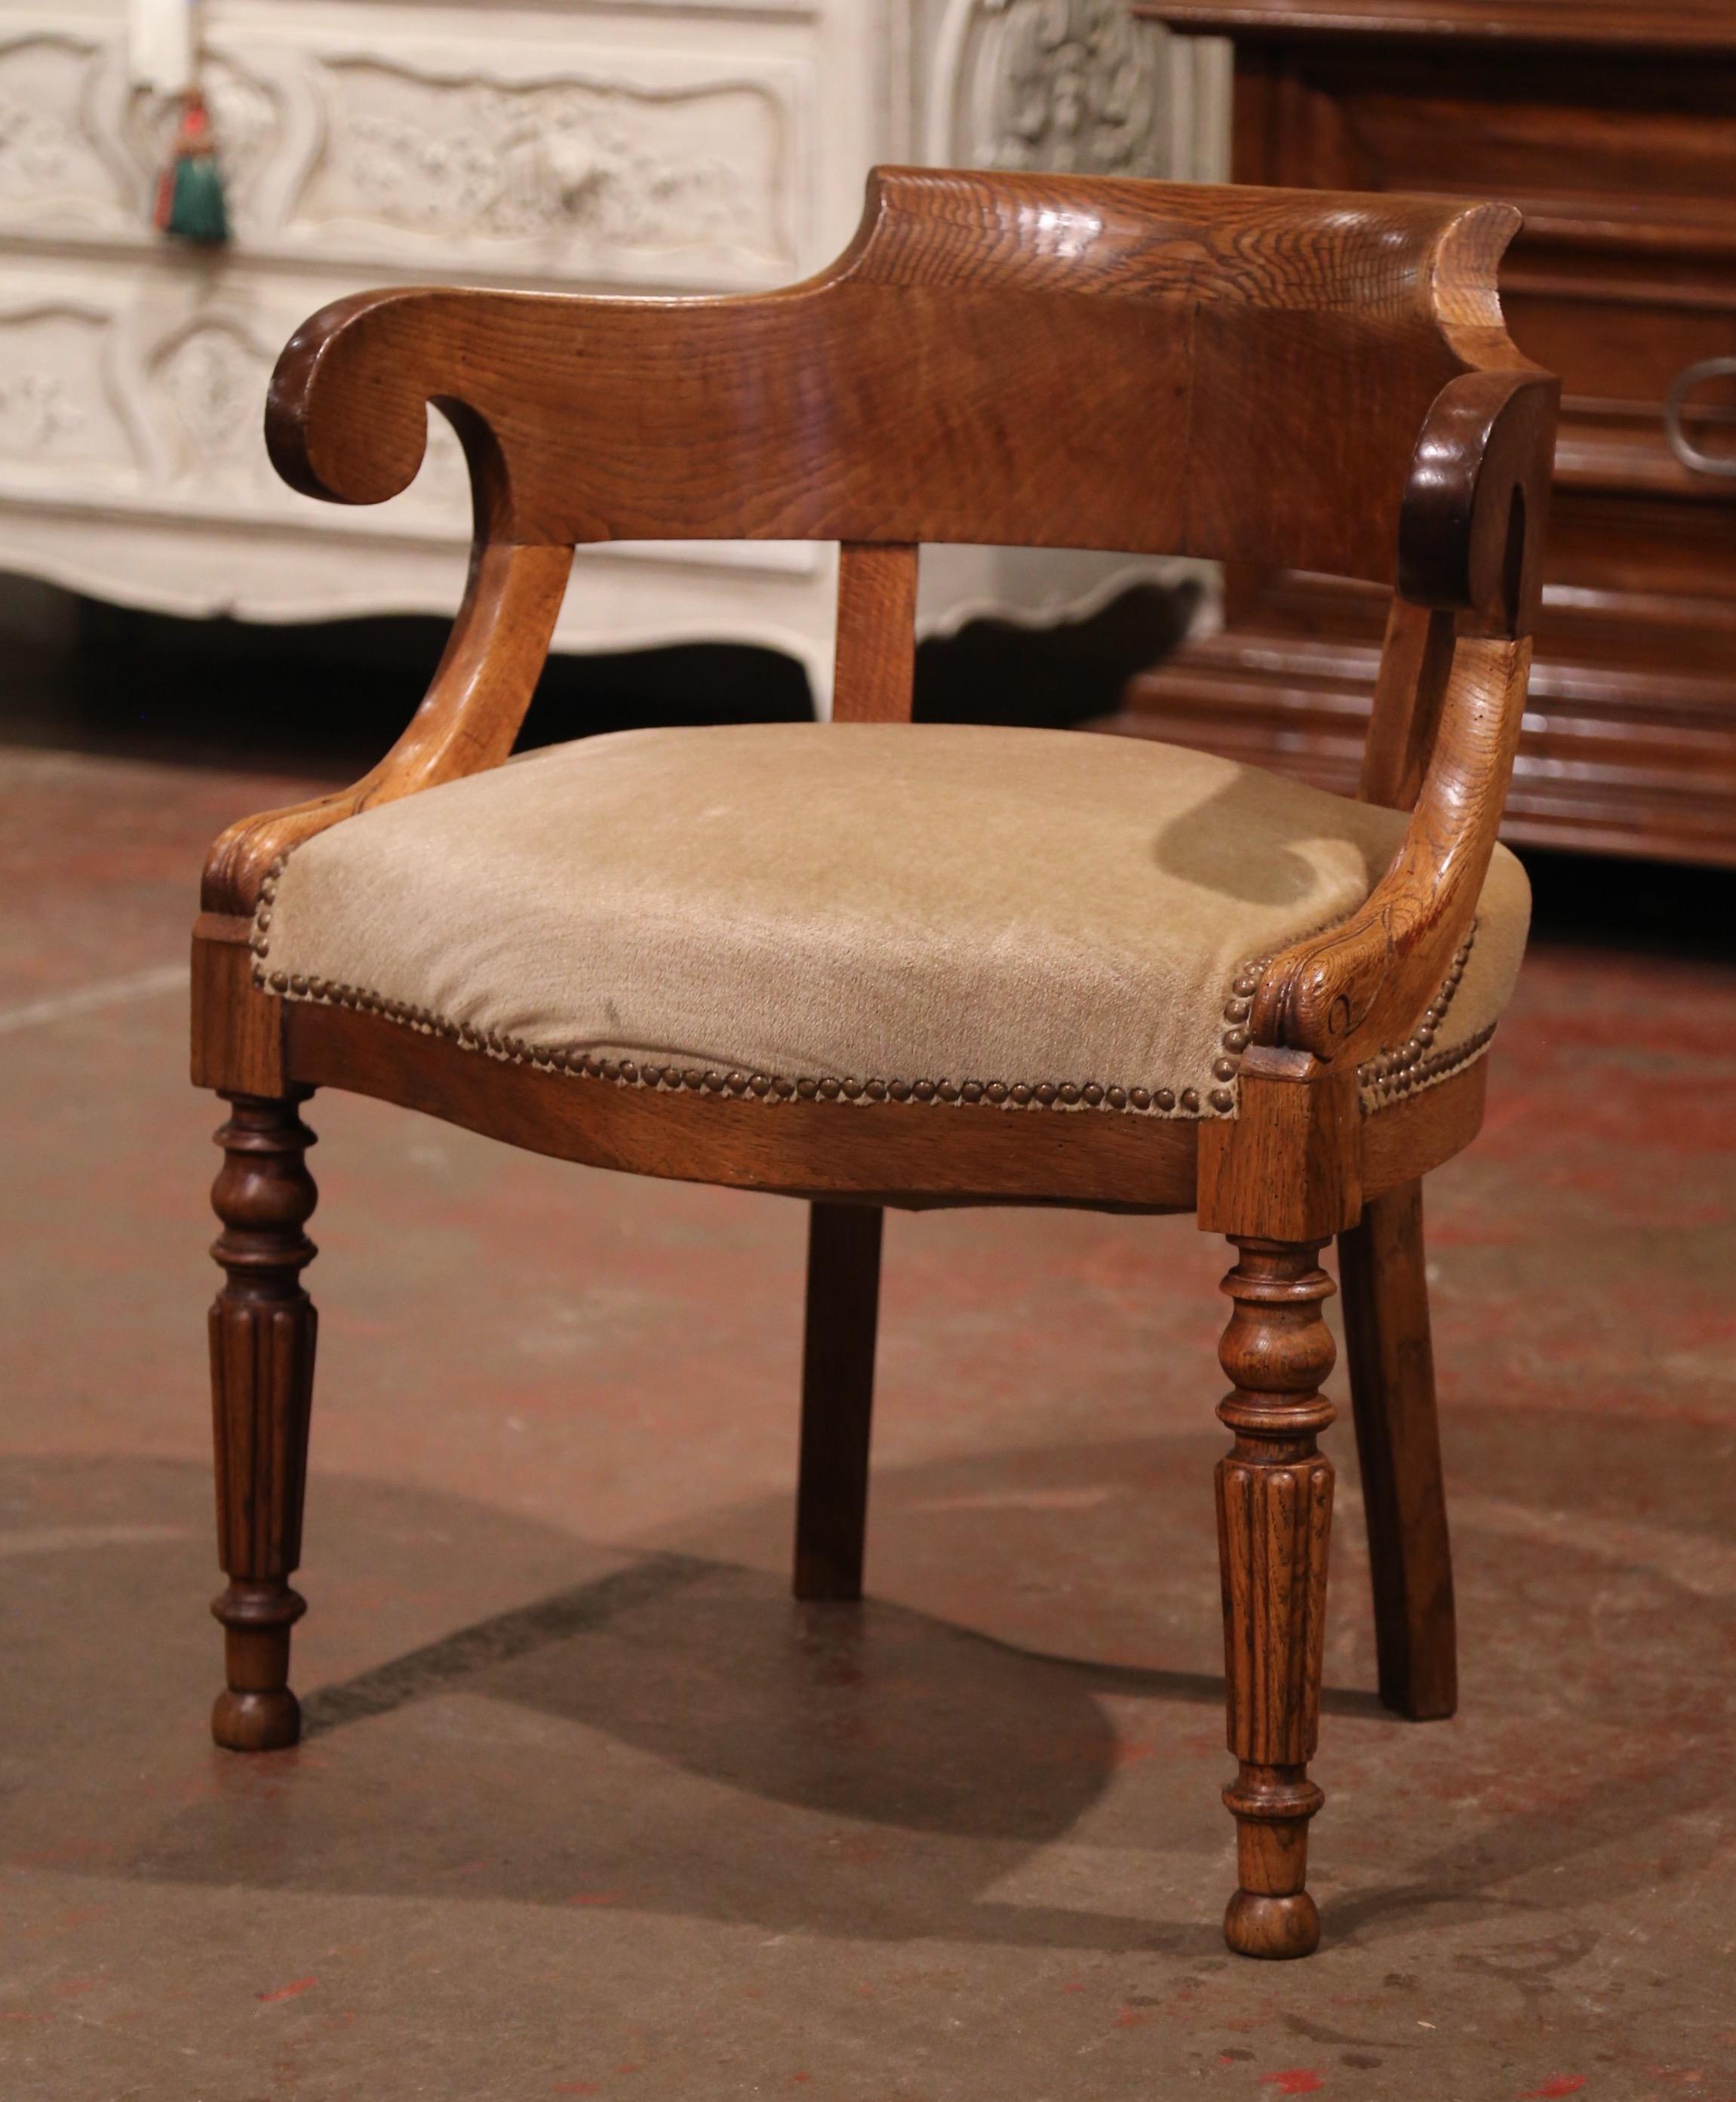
0 0 1224 701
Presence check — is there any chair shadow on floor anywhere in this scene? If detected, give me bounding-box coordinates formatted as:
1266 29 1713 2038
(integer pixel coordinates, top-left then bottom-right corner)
5 1412 1734 1956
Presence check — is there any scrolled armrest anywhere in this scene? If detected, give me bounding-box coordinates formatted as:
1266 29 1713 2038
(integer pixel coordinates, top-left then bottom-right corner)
1252 355 1556 1068
1251 633 1532 1065
1398 368 1557 634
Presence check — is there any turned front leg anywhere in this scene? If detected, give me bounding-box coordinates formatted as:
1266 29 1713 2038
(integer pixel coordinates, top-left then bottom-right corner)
1215 1237 1336 1959
207 1092 318 1752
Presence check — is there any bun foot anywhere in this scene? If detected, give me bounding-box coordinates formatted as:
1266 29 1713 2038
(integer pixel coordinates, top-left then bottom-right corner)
1224 1888 1320 1960
209 1585 306 1751
211 1686 301 1753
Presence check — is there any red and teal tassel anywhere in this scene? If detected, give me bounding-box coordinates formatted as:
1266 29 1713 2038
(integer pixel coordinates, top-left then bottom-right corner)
153 90 228 246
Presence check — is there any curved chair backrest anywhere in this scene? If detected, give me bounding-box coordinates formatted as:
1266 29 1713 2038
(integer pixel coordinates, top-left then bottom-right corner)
268 167 1551 619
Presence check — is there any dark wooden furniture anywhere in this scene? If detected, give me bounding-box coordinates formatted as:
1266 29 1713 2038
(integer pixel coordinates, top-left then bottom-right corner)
1117 0 1736 866
192 167 1557 1959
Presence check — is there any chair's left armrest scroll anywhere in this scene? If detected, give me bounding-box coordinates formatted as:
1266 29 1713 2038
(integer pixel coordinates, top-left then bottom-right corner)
200 296 574 916
1251 366 1557 1069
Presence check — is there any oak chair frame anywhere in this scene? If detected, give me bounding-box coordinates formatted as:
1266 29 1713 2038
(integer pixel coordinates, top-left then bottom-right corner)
191 167 1557 1960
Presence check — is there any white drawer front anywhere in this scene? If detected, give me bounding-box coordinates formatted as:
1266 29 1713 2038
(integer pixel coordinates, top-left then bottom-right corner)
0 2 833 291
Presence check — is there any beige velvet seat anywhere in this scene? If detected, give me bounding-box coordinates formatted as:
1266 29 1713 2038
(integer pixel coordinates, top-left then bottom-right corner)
255 721 1530 1118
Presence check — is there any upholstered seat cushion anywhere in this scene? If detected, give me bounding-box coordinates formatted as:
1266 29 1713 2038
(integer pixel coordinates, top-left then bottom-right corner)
253 723 1529 1117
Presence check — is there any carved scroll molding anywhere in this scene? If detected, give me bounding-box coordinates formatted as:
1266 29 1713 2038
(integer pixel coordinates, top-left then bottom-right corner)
925 0 1229 182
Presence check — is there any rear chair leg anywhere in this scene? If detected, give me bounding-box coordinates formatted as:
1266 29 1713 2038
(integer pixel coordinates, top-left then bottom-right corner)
207 1091 318 1751
1215 1236 1336 1959
1338 1179 1458 1721
793 1201 883 1601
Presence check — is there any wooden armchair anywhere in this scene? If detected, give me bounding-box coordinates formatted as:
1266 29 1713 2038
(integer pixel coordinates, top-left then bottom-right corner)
191 167 1557 1960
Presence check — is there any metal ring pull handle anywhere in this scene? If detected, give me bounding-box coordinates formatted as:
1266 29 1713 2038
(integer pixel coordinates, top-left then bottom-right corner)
1665 355 1736 479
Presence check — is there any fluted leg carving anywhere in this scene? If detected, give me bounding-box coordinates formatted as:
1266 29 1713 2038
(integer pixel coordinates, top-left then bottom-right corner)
1215 1237 1336 1959
207 1091 318 1752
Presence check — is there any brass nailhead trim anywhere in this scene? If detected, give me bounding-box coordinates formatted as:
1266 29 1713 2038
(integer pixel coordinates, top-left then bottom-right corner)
1356 933 1479 1110
248 858 1491 1121
1360 1019 1495 1108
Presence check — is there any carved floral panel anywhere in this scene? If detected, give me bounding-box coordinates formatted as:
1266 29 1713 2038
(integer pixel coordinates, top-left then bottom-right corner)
0 306 137 473
151 317 276 489
290 58 790 273
0 35 134 232
0 29 297 243
937 0 1183 180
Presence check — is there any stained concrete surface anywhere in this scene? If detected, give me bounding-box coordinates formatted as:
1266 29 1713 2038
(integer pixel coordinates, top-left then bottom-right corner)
3 718 1736 2100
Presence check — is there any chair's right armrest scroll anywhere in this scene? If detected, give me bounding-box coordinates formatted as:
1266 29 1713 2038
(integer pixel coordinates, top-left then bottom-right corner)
1248 364 1557 1072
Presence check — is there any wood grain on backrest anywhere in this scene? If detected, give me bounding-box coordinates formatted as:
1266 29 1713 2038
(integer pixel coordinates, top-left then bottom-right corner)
268 166 1545 596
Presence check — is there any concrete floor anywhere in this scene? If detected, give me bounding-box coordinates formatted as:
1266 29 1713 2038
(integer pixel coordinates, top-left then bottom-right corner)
3 723 1736 2100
